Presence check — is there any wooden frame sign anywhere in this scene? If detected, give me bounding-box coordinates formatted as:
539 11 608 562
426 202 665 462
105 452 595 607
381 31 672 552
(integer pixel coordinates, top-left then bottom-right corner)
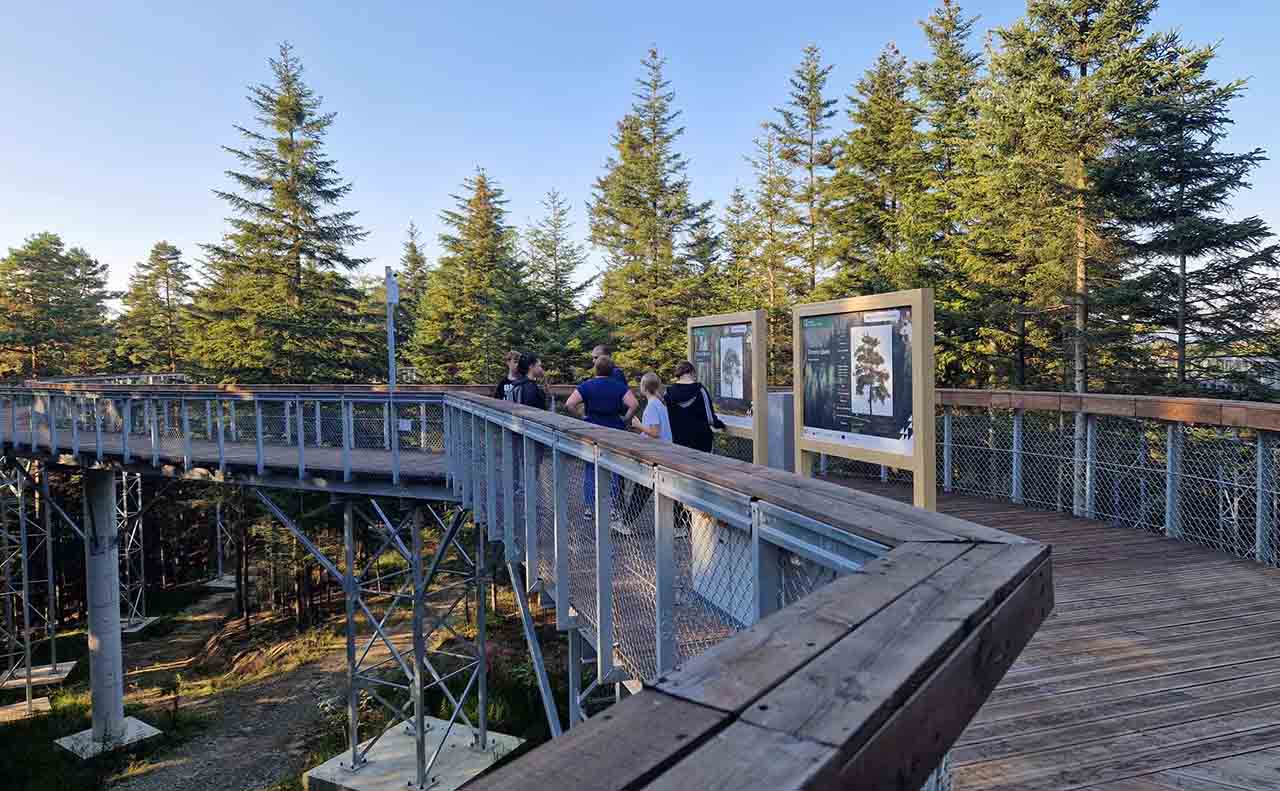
687 309 769 466
793 288 936 510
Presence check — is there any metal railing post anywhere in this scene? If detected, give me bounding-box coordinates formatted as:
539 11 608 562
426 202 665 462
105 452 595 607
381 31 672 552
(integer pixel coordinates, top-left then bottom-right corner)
523 435 538 586
342 400 352 482
390 397 400 486
1011 408 1024 504
1072 411 1086 517
382 402 390 450
122 398 132 463
502 428 516 559
205 401 213 441
49 395 59 453
215 400 226 474
149 397 160 467
181 400 192 471
94 399 103 462
943 406 954 494
751 501 783 622
229 401 238 443
314 401 322 447
1257 431 1276 565
1165 423 1183 539
420 403 428 451
594 453 614 681
655 488 678 673
1085 414 1098 519
485 421 498 540
254 400 265 475
72 396 81 456
553 446 570 626
295 397 305 480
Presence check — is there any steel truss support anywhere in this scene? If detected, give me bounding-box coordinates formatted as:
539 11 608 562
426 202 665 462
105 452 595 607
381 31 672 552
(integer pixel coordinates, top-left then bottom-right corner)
0 457 58 715
254 490 488 789
118 471 146 627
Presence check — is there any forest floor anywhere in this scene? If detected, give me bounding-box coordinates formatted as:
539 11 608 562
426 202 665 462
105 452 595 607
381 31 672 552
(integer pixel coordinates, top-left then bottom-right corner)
3 575 577 791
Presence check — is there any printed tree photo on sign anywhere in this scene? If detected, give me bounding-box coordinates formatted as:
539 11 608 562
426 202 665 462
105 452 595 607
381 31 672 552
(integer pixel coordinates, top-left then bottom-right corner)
852 328 892 416
718 335 744 400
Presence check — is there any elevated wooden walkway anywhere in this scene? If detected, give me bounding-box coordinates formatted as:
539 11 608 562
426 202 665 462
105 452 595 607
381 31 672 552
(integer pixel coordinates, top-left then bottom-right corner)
849 480 1280 791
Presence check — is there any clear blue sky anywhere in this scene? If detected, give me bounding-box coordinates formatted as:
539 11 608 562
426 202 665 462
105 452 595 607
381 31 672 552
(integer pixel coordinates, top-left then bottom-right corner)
3 0 1278 301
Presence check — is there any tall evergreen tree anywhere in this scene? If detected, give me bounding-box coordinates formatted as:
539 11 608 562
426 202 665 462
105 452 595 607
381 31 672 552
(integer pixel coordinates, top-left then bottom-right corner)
0 233 113 378
408 169 523 383
116 241 193 372
1097 37 1280 392
823 43 926 296
914 0 986 385
398 221 432 340
993 0 1166 393
588 48 713 376
189 42 374 383
747 125 806 384
525 189 592 381
771 44 838 292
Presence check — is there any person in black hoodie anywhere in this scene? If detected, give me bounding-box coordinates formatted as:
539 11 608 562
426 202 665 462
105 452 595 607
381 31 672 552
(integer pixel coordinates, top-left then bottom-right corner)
505 353 547 409
665 360 725 453
492 350 521 400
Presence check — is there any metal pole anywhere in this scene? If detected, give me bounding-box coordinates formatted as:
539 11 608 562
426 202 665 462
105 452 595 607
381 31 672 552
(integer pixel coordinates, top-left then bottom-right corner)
83 469 126 745
943 407 953 494
1258 432 1276 565
476 513 487 749
18 483 33 712
1073 411 1086 517
1011 409 1024 504
1085 415 1098 519
1166 423 1183 539
567 627 583 726
342 500 362 771
40 469 56 669
410 506 427 787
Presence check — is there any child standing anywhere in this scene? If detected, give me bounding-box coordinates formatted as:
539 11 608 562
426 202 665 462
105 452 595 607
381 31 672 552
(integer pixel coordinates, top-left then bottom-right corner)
631 372 672 442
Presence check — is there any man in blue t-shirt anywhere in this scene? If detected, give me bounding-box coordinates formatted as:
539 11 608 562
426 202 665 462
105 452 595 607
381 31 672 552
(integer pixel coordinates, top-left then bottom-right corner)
591 344 628 385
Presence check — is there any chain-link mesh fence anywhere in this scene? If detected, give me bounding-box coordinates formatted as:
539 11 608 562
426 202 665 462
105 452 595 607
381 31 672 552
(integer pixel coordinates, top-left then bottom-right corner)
563 453 596 631
674 510 753 664
711 433 754 463
606 473 659 680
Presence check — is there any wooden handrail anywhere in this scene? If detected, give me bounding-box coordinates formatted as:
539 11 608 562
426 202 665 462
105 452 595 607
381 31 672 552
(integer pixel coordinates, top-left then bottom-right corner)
448 392 1053 790
938 388 1280 432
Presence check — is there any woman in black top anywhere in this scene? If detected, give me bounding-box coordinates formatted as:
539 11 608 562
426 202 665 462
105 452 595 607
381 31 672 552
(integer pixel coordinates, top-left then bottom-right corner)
665 360 725 453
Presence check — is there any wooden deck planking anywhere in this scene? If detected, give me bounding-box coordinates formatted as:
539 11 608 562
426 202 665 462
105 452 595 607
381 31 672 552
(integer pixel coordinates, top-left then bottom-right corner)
842 478 1280 791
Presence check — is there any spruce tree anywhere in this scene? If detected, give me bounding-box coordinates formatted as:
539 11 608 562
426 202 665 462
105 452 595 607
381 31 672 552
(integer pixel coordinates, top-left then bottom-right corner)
914 1 986 385
588 48 713 376
1097 37 1280 392
525 189 591 382
408 169 523 384
397 221 432 342
0 233 113 378
190 42 374 383
747 125 806 384
116 241 193 372
823 43 926 296
771 45 837 292
992 0 1166 393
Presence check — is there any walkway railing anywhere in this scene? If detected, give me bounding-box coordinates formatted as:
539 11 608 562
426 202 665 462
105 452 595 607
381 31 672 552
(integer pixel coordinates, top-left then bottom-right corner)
929 392 1276 566
0 384 474 494
443 393 1051 790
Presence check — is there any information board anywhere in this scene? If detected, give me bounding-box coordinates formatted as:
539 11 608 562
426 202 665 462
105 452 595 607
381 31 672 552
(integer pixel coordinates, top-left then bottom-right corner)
687 310 768 465
793 289 936 510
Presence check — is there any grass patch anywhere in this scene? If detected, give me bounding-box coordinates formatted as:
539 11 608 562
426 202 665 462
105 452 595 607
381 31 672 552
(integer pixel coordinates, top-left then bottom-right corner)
0 686 208 791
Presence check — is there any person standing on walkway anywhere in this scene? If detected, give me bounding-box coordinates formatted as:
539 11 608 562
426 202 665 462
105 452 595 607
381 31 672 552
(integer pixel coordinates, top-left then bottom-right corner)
631 371 672 441
493 350 521 400
563 355 638 527
505 353 548 409
591 344 628 385
666 360 725 453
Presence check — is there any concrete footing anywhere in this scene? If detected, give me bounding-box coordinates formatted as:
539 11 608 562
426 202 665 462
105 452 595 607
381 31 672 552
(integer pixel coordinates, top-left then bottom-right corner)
54 716 162 759
0 660 76 689
121 616 161 635
204 574 237 591
0 696 51 723
304 718 522 791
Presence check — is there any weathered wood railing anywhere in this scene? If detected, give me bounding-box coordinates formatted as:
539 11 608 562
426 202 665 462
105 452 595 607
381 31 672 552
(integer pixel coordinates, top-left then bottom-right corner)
444 392 1052 790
